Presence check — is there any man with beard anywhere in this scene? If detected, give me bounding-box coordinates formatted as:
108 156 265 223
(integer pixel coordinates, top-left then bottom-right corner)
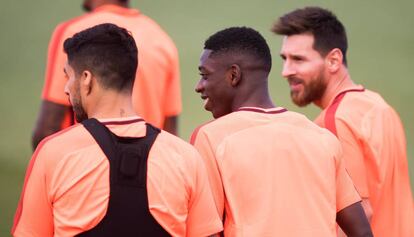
32 0 181 150
12 23 222 237
191 26 372 236
272 6 414 237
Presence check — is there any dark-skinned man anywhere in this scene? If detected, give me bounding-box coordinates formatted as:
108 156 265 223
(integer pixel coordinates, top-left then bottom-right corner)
191 26 372 237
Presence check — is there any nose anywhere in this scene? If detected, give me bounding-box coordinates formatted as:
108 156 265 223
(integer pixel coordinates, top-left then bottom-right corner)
281 60 295 78
195 79 204 93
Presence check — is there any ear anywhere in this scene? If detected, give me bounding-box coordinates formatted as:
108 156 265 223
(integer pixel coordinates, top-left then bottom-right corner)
325 48 343 73
80 70 93 95
228 64 242 87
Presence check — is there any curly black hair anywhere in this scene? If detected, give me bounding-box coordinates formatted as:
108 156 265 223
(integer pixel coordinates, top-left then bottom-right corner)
204 26 272 72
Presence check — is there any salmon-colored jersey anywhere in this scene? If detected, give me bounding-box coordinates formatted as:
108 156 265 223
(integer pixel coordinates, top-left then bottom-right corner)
191 107 361 236
42 5 181 128
12 117 222 237
314 85 414 237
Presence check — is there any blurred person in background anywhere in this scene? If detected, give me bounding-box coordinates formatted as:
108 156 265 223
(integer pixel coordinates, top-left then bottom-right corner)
32 0 181 150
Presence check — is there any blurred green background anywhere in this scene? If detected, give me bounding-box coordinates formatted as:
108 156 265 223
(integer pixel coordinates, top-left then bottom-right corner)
1 0 413 235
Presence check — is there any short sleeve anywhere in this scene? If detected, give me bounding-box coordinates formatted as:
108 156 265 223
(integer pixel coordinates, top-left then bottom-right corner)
335 118 369 198
185 150 223 237
335 145 362 212
41 23 71 106
191 128 225 220
12 143 54 237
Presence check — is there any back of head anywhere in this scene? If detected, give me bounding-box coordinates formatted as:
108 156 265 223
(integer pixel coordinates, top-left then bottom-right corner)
272 7 348 66
64 23 138 93
204 26 272 73
83 0 129 11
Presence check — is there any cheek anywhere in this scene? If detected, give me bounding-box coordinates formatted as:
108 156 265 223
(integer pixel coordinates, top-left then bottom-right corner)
70 80 81 99
300 64 324 81
67 76 76 91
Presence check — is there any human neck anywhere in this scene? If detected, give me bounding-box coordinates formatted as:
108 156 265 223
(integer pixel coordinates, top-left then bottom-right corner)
87 90 136 119
232 82 275 111
93 1 128 10
314 68 356 109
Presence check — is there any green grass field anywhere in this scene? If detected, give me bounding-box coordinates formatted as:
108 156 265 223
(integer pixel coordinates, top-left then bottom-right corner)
1 0 413 234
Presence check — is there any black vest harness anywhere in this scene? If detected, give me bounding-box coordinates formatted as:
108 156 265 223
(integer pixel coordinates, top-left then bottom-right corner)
76 118 170 237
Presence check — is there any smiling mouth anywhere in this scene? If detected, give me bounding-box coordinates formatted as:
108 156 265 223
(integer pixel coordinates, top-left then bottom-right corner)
289 83 303 93
288 78 304 92
201 96 210 109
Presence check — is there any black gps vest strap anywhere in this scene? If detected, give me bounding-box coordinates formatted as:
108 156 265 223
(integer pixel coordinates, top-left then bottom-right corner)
76 118 170 237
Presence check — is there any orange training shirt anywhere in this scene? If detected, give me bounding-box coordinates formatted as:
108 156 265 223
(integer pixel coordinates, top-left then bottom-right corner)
42 5 181 128
191 107 361 236
12 117 222 237
314 85 414 237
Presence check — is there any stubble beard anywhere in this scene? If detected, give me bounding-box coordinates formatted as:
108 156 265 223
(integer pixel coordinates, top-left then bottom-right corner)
71 87 89 123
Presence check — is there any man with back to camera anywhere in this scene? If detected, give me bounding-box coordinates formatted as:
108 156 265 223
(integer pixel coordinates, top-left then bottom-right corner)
12 23 222 237
190 26 372 236
272 6 414 237
32 0 181 150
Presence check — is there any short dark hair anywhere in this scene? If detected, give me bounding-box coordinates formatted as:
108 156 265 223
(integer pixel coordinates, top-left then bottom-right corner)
272 7 348 66
204 26 272 72
64 23 138 92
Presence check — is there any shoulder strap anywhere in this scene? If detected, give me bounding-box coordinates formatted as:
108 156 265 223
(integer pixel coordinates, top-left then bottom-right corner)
82 119 161 160
144 123 161 141
81 118 116 159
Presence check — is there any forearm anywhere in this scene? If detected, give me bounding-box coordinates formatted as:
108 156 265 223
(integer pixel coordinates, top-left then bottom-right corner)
32 100 72 150
163 115 178 136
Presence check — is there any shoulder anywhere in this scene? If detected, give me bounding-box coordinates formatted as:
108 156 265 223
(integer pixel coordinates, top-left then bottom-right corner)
189 119 215 145
52 13 91 37
336 88 399 125
152 131 201 163
190 112 246 146
131 16 178 61
271 111 342 156
338 89 389 114
148 131 204 183
136 14 176 45
36 124 95 160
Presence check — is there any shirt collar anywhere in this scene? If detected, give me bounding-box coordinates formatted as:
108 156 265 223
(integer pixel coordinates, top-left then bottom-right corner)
96 116 144 125
237 106 288 114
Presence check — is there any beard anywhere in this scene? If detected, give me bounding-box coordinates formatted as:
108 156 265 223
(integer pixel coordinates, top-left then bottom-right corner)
71 89 89 123
289 71 327 107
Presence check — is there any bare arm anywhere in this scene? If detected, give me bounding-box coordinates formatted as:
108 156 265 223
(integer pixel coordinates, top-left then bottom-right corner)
163 115 178 136
336 202 373 237
32 100 72 150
